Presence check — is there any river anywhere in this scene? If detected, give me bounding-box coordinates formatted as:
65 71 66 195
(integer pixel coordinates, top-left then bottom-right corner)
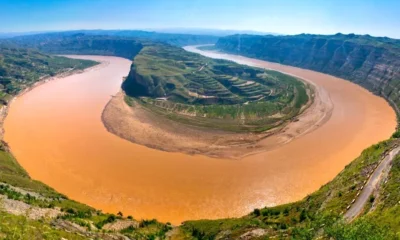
3 49 396 224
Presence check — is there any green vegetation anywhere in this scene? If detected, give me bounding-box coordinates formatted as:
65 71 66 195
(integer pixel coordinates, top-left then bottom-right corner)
0 212 88 240
121 219 173 240
6 30 218 48
0 33 399 239
76 29 218 47
123 43 310 132
196 45 218 51
0 46 170 239
3 34 145 60
0 44 97 104
0 147 171 239
216 33 400 115
180 140 400 239
2 32 311 133
0 30 217 60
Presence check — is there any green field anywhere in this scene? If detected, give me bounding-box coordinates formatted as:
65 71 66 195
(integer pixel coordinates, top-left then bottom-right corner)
123 43 310 132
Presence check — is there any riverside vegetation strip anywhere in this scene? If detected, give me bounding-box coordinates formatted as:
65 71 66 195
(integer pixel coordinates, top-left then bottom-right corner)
0 44 97 105
0 45 171 239
179 140 400 240
0 32 399 239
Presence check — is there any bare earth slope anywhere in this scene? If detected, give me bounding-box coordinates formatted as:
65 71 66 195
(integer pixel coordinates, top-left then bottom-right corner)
102 77 331 158
102 44 333 159
3 53 396 224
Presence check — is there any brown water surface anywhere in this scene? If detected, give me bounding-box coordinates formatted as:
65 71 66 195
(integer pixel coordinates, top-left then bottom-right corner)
4 50 396 224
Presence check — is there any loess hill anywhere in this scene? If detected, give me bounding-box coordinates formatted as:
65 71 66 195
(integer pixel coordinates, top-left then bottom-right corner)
5 33 310 132
122 43 310 132
0 44 97 105
216 33 400 113
1 32 400 239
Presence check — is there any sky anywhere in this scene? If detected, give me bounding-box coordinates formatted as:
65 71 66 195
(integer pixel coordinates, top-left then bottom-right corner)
0 0 399 38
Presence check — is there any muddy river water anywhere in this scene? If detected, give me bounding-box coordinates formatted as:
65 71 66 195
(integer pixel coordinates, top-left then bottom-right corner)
3 48 396 224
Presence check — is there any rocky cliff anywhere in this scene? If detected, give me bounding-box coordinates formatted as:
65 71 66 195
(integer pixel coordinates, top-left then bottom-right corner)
216 34 400 112
6 34 145 60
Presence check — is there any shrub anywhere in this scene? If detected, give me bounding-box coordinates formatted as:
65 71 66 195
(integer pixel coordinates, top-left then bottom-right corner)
299 210 307 222
283 208 289 216
253 208 261 216
391 131 400 138
369 196 375 203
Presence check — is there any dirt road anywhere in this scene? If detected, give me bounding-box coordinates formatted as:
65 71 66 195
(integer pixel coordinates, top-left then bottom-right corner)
344 146 400 220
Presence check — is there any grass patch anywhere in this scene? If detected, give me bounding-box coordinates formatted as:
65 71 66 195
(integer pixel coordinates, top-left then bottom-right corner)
181 140 400 239
122 43 310 132
0 211 88 240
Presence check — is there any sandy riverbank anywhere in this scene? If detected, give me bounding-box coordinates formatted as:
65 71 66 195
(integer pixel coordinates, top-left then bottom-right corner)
3 53 396 224
102 76 332 158
102 45 334 159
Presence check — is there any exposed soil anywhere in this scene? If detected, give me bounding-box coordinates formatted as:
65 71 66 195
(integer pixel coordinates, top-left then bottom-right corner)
0 195 62 220
4 54 396 224
103 219 139 231
102 69 332 159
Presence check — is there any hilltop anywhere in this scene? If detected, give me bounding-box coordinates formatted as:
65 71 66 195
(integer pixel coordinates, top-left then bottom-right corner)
99 42 315 158
122 43 310 132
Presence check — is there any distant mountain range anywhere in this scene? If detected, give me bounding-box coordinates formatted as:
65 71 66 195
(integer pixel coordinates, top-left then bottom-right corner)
0 28 278 40
144 28 278 36
0 31 49 39
0 29 219 47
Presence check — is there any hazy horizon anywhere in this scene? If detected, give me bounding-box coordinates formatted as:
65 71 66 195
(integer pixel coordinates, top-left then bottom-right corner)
0 0 399 38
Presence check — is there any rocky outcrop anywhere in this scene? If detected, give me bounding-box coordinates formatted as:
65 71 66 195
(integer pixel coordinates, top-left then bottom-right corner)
216 34 400 112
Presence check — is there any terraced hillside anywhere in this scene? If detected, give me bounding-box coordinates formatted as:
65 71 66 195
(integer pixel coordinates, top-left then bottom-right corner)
122 43 310 132
0 44 97 105
1 33 399 239
216 33 400 114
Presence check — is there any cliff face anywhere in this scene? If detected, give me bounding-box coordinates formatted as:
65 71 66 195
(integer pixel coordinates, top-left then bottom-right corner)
7 34 145 60
216 34 400 111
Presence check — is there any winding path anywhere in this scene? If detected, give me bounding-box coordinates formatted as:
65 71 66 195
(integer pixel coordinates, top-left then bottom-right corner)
344 146 400 221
